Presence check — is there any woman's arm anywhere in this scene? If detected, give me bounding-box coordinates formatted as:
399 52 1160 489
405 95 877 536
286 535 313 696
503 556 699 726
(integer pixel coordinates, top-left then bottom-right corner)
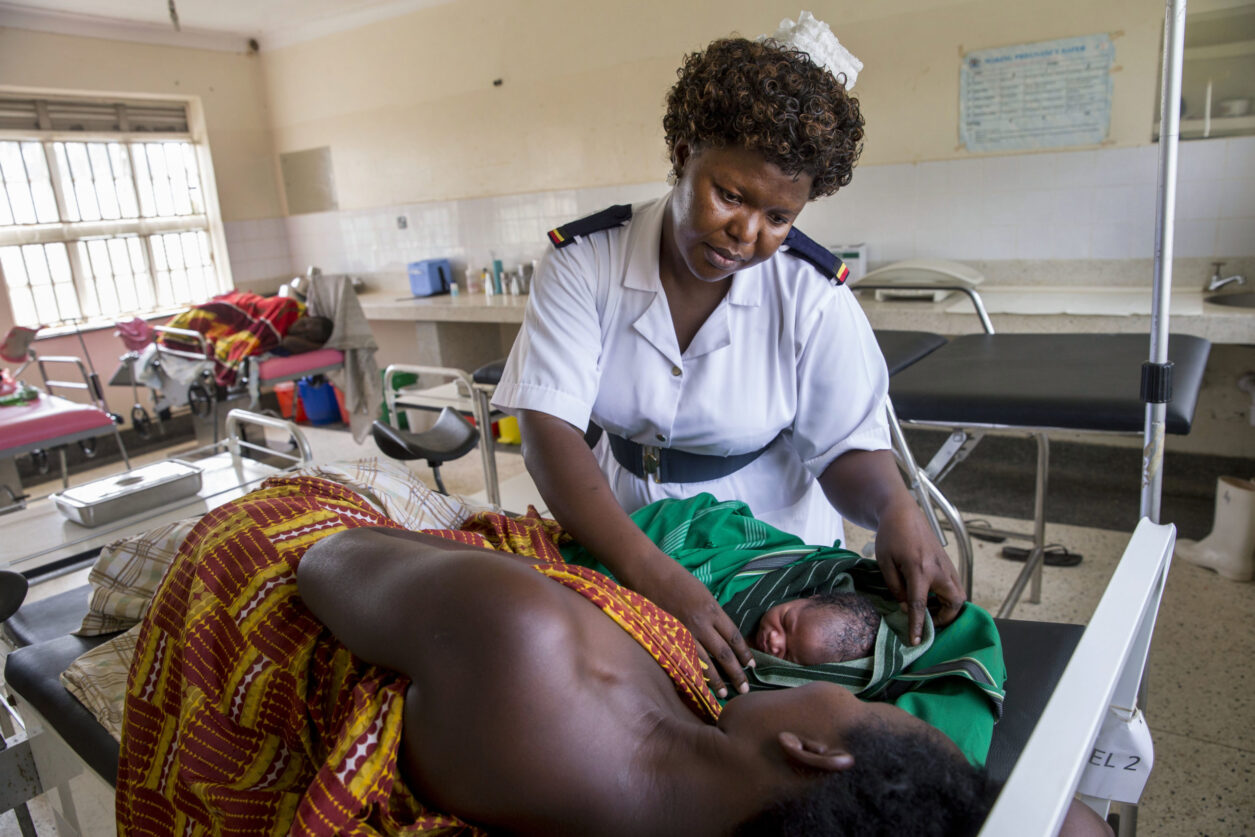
517 408 753 698
818 448 965 645
298 528 523 674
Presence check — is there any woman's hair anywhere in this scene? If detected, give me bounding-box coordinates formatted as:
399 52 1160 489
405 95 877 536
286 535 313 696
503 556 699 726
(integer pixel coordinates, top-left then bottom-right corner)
735 723 998 836
663 37 864 200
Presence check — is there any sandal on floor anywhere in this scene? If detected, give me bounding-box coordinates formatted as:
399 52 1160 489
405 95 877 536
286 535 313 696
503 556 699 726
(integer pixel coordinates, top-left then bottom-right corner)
1000 545 1083 567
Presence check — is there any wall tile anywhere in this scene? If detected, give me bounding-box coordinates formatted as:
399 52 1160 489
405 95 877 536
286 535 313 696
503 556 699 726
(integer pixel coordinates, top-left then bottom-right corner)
1216 218 1255 257
1225 136 1255 178
1089 145 1157 186
1173 177 1220 221
1170 218 1219 259
1218 176 1255 220
222 142 1254 291
1177 138 1229 182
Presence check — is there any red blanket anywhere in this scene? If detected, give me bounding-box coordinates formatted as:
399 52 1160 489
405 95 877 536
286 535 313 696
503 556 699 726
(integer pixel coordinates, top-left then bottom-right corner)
159 291 302 386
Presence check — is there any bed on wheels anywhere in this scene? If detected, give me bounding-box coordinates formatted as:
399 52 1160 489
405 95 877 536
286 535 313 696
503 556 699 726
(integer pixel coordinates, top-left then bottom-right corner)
0 442 1174 835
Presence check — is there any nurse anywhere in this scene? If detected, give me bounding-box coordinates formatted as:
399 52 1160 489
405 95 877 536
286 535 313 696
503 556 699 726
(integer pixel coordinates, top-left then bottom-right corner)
492 17 964 698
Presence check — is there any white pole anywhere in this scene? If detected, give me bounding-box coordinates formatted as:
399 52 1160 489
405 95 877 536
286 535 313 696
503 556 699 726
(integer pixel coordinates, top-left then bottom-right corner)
1143 0 1188 523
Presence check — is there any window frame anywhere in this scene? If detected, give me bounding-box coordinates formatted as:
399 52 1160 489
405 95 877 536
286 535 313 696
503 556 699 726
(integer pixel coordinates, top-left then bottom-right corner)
0 92 232 335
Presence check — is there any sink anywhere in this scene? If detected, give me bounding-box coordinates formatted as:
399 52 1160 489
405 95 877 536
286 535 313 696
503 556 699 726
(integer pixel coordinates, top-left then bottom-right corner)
1205 291 1255 309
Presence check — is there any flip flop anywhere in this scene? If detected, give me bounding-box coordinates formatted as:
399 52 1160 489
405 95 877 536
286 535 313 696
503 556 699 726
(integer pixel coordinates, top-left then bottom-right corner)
1000 545 1083 567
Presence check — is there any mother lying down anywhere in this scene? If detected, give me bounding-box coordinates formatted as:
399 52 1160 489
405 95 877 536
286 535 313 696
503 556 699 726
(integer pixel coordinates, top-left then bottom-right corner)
115 476 1109 836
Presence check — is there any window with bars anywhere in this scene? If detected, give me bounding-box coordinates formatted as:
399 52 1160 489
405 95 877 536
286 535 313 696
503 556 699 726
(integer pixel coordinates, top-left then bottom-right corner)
0 96 226 330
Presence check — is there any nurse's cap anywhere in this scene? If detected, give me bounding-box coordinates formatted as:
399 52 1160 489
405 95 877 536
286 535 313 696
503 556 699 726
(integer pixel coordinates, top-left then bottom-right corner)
547 204 633 249
763 10 863 91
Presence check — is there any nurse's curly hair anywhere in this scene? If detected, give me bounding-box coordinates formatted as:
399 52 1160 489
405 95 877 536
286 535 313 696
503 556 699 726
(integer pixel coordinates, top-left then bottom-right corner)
663 37 864 200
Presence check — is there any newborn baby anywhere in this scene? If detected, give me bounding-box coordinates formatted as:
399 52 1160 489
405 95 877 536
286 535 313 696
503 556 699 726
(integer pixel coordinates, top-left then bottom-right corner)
751 591 881 665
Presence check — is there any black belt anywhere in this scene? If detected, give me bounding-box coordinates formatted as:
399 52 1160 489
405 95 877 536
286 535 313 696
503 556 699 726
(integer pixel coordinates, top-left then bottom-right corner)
606 432 772 484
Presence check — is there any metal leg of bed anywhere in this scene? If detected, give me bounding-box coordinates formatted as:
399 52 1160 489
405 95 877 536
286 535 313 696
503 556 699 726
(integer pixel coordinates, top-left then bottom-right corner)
911 424 1052 616
886 400 973 598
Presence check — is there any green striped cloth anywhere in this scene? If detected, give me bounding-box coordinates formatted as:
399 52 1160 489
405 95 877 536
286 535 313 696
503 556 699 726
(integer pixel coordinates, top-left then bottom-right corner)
560 492 1006 766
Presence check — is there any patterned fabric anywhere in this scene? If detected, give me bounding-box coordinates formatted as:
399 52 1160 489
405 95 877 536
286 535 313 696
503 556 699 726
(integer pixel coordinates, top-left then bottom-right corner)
61 623 140 739
79 517 200 636
160 291 303 387
117 476 716 836
78 458 475 637
296 458 484 532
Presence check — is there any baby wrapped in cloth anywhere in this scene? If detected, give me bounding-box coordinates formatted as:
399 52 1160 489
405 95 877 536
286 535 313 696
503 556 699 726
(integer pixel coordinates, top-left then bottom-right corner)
561 493 1006 766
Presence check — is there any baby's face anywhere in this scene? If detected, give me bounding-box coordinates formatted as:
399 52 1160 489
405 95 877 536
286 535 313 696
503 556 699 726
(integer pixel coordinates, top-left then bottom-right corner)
753 599 836 666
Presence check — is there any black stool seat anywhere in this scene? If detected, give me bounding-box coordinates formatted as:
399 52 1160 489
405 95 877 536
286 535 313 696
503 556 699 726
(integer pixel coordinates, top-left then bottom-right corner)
371 408 479 464
0 571 28 624
5 632 120 785
986 617 1084 784
472 358 507 386
3 584 91 649
890 333 1211 433
874 330 947 376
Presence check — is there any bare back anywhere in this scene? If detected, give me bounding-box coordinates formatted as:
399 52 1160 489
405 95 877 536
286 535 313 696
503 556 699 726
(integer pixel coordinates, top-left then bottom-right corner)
299 530 707 836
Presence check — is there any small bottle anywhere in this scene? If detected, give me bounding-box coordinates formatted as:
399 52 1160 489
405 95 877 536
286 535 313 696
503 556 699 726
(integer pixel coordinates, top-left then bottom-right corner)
483 268 495 297
465 267 480 295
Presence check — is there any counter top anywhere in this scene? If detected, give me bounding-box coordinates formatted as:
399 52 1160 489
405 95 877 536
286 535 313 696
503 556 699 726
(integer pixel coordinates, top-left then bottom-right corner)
358 291 530 324
856 287 1253 344
356 286 1252 344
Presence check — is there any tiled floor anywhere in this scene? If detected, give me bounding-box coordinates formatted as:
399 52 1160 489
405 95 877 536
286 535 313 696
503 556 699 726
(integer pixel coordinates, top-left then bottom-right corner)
3 422 1252 835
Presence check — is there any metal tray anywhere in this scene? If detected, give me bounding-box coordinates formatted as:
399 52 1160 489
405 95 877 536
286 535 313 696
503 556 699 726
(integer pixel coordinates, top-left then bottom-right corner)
52 459 203 528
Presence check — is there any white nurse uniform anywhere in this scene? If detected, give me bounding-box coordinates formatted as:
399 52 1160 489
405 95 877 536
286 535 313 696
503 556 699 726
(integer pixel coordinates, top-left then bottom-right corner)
491 194 890 547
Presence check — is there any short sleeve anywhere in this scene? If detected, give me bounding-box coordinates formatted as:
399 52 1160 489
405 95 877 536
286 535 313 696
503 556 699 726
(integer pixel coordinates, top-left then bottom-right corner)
789 286 891 475
491 243 608 430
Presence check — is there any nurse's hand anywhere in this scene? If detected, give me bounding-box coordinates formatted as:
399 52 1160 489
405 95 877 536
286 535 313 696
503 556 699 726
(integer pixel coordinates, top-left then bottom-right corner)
873 498 965 645
634 556 755 699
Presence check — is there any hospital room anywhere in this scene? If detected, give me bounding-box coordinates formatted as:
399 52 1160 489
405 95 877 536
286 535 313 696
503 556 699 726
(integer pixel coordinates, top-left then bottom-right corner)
0 0 1251 833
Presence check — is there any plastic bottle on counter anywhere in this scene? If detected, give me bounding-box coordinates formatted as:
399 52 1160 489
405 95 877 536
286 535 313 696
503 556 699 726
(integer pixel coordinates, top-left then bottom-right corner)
482 268 495 297
465 267 481 295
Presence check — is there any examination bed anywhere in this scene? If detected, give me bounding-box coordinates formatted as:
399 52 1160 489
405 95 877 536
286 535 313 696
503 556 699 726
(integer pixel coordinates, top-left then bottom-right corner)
886 330 1209 616
1 354 131 515
0 450 1174 835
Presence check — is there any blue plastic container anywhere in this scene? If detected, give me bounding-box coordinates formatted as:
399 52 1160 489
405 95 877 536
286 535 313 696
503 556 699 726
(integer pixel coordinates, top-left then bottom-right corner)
298 377 342 425
407 258 452 297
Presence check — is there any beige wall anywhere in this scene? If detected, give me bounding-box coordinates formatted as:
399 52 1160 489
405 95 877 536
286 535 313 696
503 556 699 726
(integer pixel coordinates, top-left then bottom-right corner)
0 0 1205 217
0 26 283 222
258 0 1172 209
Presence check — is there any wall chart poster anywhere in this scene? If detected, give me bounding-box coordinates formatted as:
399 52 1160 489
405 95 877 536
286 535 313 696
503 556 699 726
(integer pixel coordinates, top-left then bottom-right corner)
960 34 1114 153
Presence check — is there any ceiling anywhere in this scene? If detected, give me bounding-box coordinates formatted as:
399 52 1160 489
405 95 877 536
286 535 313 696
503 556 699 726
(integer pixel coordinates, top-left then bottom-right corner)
0 0 454 50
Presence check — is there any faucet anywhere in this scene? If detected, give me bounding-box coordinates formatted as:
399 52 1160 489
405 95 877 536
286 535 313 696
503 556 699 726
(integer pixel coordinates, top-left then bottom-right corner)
1208 262 1246 292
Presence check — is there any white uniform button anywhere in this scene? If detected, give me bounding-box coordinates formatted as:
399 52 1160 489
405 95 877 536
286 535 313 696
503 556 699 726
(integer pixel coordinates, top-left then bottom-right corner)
671 365 682 376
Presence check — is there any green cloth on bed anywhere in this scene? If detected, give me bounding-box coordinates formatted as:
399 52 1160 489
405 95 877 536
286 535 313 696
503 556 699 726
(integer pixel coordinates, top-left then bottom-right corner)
559 493 1006 766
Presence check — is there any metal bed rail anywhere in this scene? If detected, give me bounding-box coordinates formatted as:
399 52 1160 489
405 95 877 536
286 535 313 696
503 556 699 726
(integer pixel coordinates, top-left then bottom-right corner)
979 518 1175 835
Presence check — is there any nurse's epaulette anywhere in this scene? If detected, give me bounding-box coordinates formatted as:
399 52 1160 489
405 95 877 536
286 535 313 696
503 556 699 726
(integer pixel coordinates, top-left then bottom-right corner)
783 227 849 285
547 204 633 248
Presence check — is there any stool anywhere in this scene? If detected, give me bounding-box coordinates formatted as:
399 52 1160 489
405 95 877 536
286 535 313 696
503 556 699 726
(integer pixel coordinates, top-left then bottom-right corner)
371 408 479 494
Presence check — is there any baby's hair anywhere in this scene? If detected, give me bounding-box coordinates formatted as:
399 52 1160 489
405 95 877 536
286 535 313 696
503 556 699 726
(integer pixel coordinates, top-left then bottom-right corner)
808 591 880 662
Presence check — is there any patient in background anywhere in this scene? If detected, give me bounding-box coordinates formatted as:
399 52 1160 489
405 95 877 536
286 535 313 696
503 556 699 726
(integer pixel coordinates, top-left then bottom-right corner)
752 591 880 665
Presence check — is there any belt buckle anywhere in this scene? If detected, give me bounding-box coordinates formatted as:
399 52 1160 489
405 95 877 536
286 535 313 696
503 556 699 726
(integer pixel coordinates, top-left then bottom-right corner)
642 445 661 481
